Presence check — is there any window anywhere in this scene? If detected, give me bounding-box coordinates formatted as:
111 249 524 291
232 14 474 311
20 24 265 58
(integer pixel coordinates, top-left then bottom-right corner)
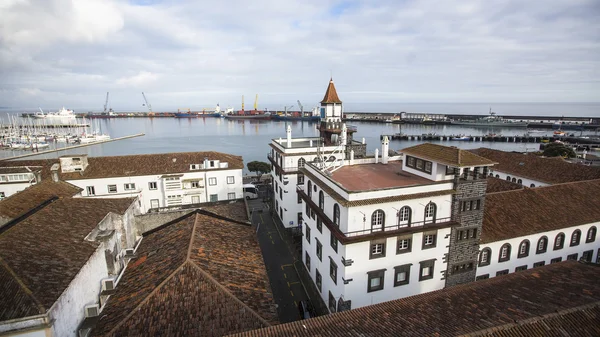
495 174 500 178
518 240 530 258
424 161 432 173
191 181 201 188
370 240 386 259
422 231 437 249
307 181 312 198
419 259 435 281
407 156 415 167
330 232 338 253
424 202 436 224
316 239 322 261
506 176 511 181
452 262 474 274
227 176 235 184
305 200 310 216
123 182 135 190
319 191 324 209
367 269 385 292
298 157 306 168
515 265 528 272
148 181 157 190
446 166 456 175
315 269 322 292
512 178 516 183
297 193 302 204
554 233 565 250
394 264 411 286
279 187 282 199
582 250 593 262
86 186 95 196
398 206 411 227
316 218 322 233
586 227 597 243
533 261 545 268
570 230 581 246
479 248 491 266
209 194 218 202
305 225 311 244
305 251 311 272
416 159 424 170
108 185 117 193
333 204 340 226
517 179 522 184
208 177 217 186
550 257 562 264
227 192 236 200
476 274 490 281
530 183 535 187
567 253 578 261
330 258 337 285
496 269 509 276
397 235 412 254
499 243 511 262
536 236 548 254
371 209 385 232
297 173 304 185
328 292 336 313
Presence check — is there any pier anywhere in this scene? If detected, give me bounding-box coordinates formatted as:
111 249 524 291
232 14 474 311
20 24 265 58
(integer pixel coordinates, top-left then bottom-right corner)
1 123 89 129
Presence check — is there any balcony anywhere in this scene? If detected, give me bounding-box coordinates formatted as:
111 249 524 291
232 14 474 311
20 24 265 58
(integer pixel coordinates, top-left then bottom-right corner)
267 153 300 174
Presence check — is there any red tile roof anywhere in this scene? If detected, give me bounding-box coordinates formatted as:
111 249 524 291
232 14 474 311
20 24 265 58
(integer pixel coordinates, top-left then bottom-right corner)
0 197 135 321
482 179 600 243
485 176 523 193
402 143 497 167
471 148 600 184
232 261 600 337
320 78 342 104
92 210 278 336
0 180 82 220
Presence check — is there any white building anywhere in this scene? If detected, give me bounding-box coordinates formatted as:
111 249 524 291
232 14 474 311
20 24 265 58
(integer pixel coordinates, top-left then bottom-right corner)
298 142 496 311
0 166 42 199
476 179 600 280
268 78 365 228
0 182 140 337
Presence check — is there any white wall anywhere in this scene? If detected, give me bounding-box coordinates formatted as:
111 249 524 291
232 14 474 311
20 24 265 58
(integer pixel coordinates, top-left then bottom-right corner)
477 222 600 278
488 170 547 188
0 182 36 199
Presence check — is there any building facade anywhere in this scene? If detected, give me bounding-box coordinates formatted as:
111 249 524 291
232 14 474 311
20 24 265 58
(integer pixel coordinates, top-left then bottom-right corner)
0 166 41 199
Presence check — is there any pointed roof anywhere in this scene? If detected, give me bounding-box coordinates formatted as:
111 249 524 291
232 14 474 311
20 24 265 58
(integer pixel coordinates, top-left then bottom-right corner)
321 78 342 104
402 143 497 168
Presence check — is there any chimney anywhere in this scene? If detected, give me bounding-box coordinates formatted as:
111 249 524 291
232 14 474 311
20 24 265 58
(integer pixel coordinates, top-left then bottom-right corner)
350 150 354 165
33 170 42 183
341 124 347 145
51 163 60 182
381 136 389 164
204 157 209 169
362 137 365 145
310 140 313 147
375 148 379 164
286 125 292 148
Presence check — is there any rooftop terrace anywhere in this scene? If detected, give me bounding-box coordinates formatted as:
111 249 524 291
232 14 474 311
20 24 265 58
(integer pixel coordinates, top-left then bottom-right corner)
330 161 436 191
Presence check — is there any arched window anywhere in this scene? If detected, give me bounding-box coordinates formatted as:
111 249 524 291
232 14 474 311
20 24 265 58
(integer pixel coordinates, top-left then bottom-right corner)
371 209 385 232
424 202 437 224
554 232 565 250
489 172 493 177
506 176 511 181
511 177 517 183
570 230 581 247
298 157 306 168
398 206 411 228
587 226 597 243
333 203 340 227
517 179 522 184
479 248 492 267
319 191 324 209
307 180 312 198
499 243 511 262
496 174 500 178
517 240 530 258
536 236 548 254
530 183 535 187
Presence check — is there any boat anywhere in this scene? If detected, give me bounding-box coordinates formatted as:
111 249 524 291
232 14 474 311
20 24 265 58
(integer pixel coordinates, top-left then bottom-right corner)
224 111 272 120
554 131 566 136
174 108 197 118
451 135 471 141
422 117 436 125
271 106 320 121
450 109 528 127
34 107 76 119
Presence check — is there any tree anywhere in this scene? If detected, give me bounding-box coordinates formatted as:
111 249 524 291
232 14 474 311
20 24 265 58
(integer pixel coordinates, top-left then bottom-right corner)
247 161 271 177
542 142 576 158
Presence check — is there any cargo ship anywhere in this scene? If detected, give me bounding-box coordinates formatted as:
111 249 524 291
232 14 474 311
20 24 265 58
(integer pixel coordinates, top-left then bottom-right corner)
224 110 272 120
272 106 320 121
450 110 528 127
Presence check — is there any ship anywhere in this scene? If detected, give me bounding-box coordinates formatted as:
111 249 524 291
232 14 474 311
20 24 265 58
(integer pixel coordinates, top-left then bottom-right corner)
174 108 197 118
450 109 528 127
224 110 272 120
33 107 76 119
271 106 320 121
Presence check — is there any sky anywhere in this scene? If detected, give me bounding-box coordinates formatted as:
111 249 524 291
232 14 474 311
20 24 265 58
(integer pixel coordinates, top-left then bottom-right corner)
0 0 599 111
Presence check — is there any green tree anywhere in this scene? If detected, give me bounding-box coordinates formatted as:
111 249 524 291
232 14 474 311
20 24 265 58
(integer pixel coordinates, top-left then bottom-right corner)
542 142 576 158
247 161 271 176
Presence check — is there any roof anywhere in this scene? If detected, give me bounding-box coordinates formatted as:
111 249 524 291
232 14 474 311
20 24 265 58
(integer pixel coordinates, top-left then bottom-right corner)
232 261 600 337
202 200 248 223
471 148 600 184
482 179 600 243
0 197 135 321
330 161 441 191
485 176 524 193
0 151 243 181
320 78 342 104
402 143 497 168
92 210 278 336
0 166 42 174
0 180 82 220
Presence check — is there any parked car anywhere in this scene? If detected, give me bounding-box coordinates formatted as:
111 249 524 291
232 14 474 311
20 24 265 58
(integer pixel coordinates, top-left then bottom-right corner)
298 300 313 319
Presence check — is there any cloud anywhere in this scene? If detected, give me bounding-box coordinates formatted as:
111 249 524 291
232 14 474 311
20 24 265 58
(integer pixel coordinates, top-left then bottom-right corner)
0 0 598 110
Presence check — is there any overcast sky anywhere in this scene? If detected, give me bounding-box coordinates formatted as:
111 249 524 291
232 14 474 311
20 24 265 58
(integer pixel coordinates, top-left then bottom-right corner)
1 0 599 111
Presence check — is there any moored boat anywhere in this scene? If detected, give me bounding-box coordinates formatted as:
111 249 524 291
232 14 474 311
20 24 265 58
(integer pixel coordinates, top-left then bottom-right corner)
450 109 528 127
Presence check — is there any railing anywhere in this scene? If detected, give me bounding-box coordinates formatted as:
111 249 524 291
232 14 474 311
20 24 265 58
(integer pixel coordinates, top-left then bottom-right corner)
267 152 301 172
344 217 452 237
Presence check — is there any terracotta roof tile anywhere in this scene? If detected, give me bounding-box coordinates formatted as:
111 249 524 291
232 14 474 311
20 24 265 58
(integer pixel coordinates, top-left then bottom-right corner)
231 261 600 337
0 180 82 220
485 177 524 193
471 148 600 184
92 210 277 336
402 143 497 167
0 197 135 320
202 200 248 222
321 78 342 104
482 179 600 243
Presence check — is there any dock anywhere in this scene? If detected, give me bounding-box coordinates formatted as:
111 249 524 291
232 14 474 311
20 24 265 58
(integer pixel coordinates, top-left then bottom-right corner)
0 133 145 161
1 123 89 129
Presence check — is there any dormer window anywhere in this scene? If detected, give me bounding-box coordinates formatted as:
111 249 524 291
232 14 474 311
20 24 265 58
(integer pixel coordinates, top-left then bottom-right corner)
424 162 432 173
407 157 415 167
190 164 200 170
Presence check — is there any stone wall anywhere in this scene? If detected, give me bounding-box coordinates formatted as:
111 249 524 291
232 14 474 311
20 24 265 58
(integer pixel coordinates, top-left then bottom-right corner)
346 143 366 159
135 209 194 234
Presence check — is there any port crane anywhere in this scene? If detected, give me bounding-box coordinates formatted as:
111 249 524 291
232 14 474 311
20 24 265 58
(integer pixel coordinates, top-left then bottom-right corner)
103 92 110 114
241 95 244 112
141 92 154 116
254 94 258 111
297 100 304 114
